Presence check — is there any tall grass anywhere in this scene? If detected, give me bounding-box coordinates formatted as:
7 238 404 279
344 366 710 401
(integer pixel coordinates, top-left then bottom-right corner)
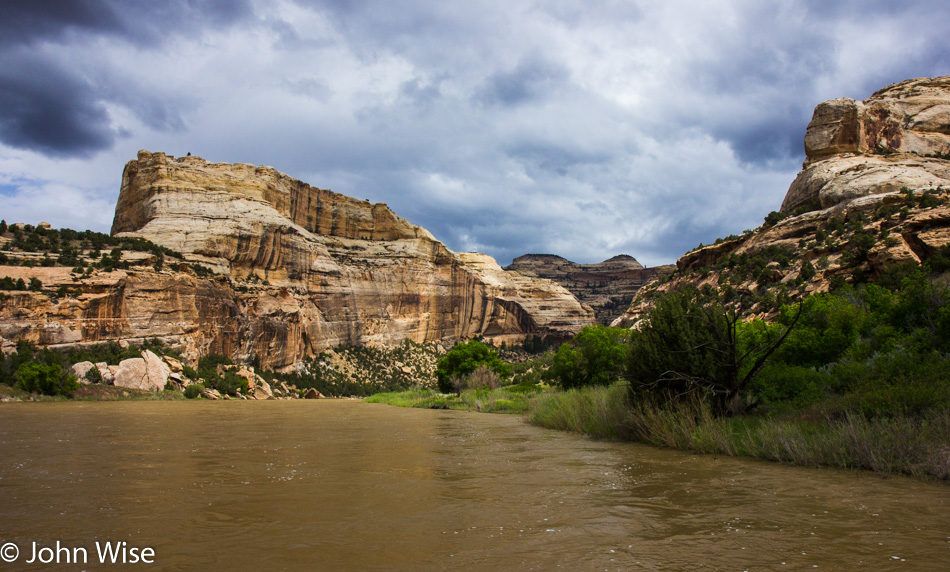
365 387 533 414
527 384 632 439
525 384 950 481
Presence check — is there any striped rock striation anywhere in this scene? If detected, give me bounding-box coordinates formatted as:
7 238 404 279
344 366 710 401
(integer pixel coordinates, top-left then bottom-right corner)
1 151 593 369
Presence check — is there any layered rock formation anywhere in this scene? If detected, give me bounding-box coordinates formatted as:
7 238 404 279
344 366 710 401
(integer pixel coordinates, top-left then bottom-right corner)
1 151 593 370
614 76 950 327
505 254 674 324
782 76 950 213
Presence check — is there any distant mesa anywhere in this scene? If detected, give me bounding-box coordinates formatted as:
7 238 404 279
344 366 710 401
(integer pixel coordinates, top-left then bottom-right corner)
505 253 673 325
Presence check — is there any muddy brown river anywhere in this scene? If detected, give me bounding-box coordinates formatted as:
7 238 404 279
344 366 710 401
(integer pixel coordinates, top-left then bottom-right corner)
0 400 948 570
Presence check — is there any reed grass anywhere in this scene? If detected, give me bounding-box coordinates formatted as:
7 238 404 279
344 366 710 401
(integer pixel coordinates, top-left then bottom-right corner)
526 384 950 481
526 384 632 439
365 387 533 413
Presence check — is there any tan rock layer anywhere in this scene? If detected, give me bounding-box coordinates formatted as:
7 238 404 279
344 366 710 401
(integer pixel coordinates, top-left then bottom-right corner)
782 76 950 213
505 254 674 324
0 151 593 369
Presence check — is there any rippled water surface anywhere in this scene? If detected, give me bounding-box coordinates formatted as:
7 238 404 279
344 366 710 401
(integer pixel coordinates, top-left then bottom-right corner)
1 400 948 570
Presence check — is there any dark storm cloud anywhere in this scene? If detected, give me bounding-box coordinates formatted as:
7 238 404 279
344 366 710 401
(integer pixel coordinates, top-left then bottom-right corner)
0 0 253 156
0 53 114 156
0 0 122 47
1 0 255 48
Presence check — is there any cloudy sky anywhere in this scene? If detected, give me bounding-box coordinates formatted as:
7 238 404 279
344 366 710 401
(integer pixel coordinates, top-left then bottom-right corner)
1 0 947 267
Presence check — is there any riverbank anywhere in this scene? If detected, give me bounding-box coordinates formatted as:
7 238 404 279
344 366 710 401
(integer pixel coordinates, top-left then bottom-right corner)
0 383 185 402
367 384 950 482
364 386 536 413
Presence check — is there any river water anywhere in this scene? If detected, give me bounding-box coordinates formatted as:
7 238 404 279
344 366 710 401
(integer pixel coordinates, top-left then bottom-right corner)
0 400 948 570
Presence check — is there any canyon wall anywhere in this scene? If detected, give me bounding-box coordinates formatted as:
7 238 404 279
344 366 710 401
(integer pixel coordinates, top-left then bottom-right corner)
1 151 593 369
505 254 674 324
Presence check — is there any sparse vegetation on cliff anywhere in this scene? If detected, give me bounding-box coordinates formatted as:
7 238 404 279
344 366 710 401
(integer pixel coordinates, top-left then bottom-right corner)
0 222 219 288
267 339 445 397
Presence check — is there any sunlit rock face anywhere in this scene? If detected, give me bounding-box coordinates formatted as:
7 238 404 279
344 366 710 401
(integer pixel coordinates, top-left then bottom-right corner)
94 150 591 368
612 76 950 329
782 76 950 214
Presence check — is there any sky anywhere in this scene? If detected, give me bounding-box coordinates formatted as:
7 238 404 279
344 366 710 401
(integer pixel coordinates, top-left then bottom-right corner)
1 1 948 267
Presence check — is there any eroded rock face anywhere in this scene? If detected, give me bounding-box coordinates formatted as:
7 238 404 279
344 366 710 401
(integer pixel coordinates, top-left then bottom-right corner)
0 151 592 370
782 76 950 213
505 254 674 324
614 76 950 328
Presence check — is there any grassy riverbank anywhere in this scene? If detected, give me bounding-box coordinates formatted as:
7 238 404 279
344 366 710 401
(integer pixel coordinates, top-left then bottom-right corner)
536 385 950 481
367 383 950 481
365 386 537 413
0 383 185 402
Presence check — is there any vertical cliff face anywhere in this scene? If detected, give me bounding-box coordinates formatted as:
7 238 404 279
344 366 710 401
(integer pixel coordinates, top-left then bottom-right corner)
97 151 593 368
504 254 674 324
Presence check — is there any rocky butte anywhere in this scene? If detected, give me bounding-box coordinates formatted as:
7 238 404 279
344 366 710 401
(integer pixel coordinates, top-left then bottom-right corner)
0 151 593 369
504 254 674 325
613 75 950 327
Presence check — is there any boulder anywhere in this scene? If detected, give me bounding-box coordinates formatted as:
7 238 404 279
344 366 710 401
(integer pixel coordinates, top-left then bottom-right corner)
252 385 275 400
112 350 170 391
112 358 148 390
162 355 183 373
95 362 114 384
202 388 221 400
142 350 171 390
71 361 96 383
304 388 324 399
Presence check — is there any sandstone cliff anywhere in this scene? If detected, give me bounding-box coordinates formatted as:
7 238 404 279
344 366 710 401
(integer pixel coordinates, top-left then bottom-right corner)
1 152 593 369
614 76 950 328
782 76 950 213
505 254 674 324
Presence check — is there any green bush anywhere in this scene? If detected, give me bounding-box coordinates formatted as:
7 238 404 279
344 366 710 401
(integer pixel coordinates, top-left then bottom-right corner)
183 384 203 399
435 340 510 394
15 362 78 396
626 285 801 414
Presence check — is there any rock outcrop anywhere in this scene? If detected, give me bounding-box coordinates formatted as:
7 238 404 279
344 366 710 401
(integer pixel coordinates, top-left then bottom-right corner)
505 254 674 324
782 76 950 214
1 151 593 369
614 76 950 328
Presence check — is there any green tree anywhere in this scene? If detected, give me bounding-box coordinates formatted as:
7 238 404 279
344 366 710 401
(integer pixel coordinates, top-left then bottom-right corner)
626 286 801 414
435 340 510 394
547 325 629 389
771 292 865 368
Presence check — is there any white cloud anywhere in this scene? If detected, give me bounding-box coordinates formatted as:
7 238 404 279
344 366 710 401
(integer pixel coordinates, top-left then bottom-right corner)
1 0 948 267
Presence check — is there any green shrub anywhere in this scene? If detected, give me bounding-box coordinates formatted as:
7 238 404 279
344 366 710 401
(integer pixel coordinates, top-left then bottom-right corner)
15 362 78 396
546 325 629 389
435 340 510 394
